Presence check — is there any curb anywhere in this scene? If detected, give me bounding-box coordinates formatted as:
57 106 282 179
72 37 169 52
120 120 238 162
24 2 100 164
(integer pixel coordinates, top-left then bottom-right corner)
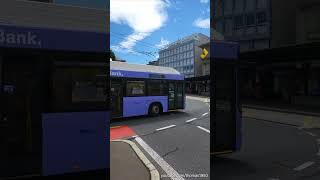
112 139 160 180
243 105 320 117
242 116 300 127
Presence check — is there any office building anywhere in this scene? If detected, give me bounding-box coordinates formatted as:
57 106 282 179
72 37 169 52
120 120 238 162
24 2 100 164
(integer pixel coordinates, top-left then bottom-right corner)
158 33 210 78
213 0 320 107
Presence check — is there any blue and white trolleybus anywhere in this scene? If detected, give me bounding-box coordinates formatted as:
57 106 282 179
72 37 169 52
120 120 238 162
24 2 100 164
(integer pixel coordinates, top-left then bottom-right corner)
111 61 185 118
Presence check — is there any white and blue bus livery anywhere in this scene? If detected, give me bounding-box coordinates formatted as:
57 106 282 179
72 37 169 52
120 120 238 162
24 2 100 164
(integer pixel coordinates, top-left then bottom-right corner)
111 61 185 118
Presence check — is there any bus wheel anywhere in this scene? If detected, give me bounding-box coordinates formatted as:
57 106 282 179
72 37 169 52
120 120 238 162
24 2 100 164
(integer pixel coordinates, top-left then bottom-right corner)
149 103 162 116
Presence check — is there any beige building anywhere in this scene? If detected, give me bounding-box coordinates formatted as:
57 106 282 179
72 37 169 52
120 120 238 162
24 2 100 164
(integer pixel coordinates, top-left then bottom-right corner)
214 0 320 107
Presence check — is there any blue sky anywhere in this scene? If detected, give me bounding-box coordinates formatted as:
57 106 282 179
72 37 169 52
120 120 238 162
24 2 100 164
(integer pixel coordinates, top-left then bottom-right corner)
110 0 210 64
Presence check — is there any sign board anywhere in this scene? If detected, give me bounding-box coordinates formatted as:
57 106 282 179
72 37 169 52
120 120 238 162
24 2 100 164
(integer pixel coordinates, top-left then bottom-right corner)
201 48 209 59
0 24 108 53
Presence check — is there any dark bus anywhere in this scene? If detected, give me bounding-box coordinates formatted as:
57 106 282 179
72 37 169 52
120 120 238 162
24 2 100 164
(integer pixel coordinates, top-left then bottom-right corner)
0 2 109 179
211 41 242 155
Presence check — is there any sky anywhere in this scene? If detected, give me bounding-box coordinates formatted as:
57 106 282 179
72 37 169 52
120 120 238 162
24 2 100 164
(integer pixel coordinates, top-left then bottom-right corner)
110 0 210 64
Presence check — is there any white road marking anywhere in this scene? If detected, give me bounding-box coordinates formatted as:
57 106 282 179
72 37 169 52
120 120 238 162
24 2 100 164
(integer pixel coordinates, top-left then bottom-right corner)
135 137 185 180
306 132 317 137
202 112 209 116
197 126 210 133
317 148 320 156
185 118 197 123
293 161 315 171
156 125 176 131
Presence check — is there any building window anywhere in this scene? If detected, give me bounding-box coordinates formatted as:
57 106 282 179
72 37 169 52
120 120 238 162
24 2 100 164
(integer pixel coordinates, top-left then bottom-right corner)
245 13 255 26
224 0 233 15
254 39 269 49
257 0 268 9
249 40 254 49
245 0 255 12
225 18 233 36
234 15 244 29
234 0 244 13
256 12 267 24
215 0 223 17
216 20 224 33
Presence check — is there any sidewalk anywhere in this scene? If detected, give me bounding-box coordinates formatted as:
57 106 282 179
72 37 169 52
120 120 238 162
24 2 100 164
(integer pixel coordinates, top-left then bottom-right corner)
186 95 210 103
110 140 159 180
242 101 320 117
242 101 320 129
186 94 320 128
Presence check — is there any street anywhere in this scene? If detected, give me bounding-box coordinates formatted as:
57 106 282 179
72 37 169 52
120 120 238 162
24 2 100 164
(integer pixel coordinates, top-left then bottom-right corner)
110 97 210 179
213 109 320 180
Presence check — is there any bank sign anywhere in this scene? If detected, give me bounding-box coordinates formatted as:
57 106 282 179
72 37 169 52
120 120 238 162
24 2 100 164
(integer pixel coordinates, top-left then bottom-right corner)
0 24 108 52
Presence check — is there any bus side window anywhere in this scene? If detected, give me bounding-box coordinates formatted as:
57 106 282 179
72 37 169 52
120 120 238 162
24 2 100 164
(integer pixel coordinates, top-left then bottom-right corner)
126 81 145 96
148 80 167 96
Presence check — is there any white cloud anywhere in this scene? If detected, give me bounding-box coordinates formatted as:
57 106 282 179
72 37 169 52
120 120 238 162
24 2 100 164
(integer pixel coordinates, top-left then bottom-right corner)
200 0 209 3
155 37 170 49
193 18 210 29
111 0 169 51
111 45 139 55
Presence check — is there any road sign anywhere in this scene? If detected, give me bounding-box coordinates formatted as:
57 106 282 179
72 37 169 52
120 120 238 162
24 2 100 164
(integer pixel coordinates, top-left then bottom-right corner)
201 48 208 59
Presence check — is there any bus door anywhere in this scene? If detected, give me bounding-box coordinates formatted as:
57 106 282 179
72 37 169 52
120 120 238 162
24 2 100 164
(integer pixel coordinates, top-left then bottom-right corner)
168 81 184 110
176 81 184 109
111 79 123 118
0 56 48 178
212 60 241 153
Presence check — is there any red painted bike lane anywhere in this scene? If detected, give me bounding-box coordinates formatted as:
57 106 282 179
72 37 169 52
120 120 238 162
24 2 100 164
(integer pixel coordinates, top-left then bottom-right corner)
110 125 136 140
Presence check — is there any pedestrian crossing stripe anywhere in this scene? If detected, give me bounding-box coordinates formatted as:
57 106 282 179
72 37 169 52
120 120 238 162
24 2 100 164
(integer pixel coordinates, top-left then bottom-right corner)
200 48 208 59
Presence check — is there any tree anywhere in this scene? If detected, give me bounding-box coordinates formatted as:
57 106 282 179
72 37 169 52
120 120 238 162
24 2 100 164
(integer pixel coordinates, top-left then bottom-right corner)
110 49 116 61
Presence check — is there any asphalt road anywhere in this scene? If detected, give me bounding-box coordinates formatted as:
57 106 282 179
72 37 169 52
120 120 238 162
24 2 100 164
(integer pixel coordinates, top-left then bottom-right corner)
110 97 210 180
212 115 320 180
